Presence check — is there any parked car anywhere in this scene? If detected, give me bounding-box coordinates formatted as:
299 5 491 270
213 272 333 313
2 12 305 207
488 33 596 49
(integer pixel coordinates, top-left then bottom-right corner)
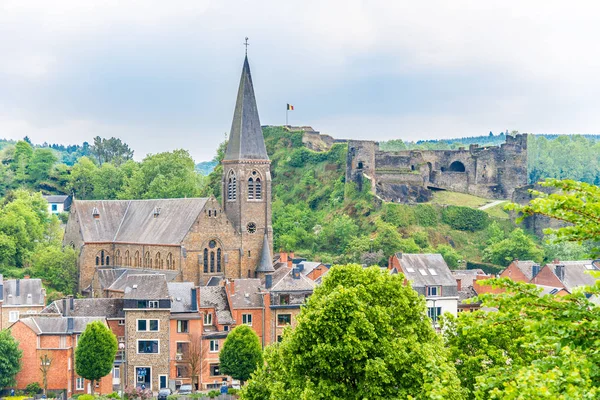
178 384 193 395
158 389 171 400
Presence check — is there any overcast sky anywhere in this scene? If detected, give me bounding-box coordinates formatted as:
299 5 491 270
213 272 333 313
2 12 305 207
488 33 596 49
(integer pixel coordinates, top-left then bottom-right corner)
1 1 599 161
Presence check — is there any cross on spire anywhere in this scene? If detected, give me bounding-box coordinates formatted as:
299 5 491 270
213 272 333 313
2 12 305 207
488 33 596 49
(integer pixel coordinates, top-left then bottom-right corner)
244 37 249 55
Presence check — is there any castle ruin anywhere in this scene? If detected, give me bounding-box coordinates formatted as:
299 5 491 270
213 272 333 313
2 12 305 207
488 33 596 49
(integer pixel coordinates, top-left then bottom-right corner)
346 134 528 203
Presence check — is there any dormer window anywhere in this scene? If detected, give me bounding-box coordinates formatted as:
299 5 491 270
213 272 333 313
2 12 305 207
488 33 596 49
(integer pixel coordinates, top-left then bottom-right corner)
92 207 100 219
153 207 161 218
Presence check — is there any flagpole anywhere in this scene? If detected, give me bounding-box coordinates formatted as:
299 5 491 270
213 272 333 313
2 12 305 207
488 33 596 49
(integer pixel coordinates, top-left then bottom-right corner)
286 107 288 126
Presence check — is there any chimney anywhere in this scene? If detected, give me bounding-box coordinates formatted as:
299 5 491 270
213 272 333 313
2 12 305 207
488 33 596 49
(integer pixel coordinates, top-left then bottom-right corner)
24 275 30 279
228 280 235 294
297 263 304 272
69 295 74 311
265 274 273 289
16 279 20 297
67 317 74 334
555 265 565 282
279 252 288 264
62 298 68 317
292 267 301 279
456 278 462 291
190 288 198 312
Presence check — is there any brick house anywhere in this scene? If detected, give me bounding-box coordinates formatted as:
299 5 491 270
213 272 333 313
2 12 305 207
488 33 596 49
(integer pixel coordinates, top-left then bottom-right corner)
1 276 46 329
123 274 171 392
64 55 275 294
531 260 599 293
389 253 459 323
499 260 541 283
10 316 113 396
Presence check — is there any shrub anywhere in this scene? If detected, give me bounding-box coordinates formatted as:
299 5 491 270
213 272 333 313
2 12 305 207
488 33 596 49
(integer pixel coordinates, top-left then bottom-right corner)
413 204 439 226
78 395 94 400
381 204 415 228
228 388 240 396
107 392 120 399
436 245 462 268
207 390 221 398
411 231 429 249
167 396 179 400
442 206 489 231
26 382 42 396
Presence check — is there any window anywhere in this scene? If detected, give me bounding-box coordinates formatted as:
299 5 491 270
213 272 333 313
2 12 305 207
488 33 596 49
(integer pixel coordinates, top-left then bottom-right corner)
113 366 120 379
118 319 125 325
209 340 219 352
204 313 213 326
242 313 252 326
248 177 255 199
210 251 215 273
217 248 222 272
255 178 262 199
277 314 291 326
427 307 442 322
277 335 283 343
177 320 189 333
95 249 109 266
210 364 220 376
115 250 121 265
227 170 237 201
134 251 140 267
203 248 208 273
223 325 229 332
138 340 159 354
8 311 19 322
166 253 174 270
279 294 290 305
176 365 188 378
124 250 130 267
149 301 159 308
176 342 189 355
155 252 162 269
137 320 147 331
76 377 84 390
52 204 58 211
426 286 441 297
145 252 151 268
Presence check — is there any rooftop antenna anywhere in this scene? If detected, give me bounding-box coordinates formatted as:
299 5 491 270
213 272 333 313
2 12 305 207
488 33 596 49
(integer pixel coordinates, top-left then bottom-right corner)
244 37 249 56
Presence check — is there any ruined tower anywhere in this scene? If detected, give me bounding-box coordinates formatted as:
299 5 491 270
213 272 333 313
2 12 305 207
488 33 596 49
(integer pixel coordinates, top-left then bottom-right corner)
222 56 274 277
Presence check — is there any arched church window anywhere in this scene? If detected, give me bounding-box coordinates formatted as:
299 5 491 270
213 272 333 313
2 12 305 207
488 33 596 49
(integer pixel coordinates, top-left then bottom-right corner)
96 250 108 266
96 256 100 266
115 250 121 266
145 252 151 268
217 249 222 272
125 250 130 267
210 251 215 273
255 178 262 200
135 251 140 267
227 170 237 201
101 250 105 266
166 253 173 270
248 178 255 200
203 249 208 273
106 256 110 266
155 252 162 269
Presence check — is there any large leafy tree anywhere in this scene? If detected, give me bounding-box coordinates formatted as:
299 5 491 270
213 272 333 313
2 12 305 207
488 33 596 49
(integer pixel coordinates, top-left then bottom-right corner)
220 325 263 383
442 279 600 399
27 148 58 187
483 228 544 266
0 329 22 389
68 156 98 199
243 265 464 400
75 321 118 394
91 136 134 166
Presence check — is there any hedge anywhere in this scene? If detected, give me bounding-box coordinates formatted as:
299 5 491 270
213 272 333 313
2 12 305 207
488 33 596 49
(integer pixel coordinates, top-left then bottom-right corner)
442 206 489 231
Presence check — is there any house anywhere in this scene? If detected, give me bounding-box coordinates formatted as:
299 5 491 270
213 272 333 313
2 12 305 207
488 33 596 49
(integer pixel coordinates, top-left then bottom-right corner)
531 260 599 293
389 253 459 323
43 195 72 215
500 260 541 283
63 54 275 294
123 274 171 391
268 267 315 343
1 276 46 329
452 269 492 312
10 316 113 396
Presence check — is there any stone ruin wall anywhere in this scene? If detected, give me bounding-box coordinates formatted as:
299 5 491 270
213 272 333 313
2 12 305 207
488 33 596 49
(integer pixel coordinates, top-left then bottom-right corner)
346 134 528 203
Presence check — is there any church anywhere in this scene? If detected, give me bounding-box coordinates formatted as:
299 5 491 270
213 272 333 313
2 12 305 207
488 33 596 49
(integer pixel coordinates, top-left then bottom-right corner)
63 55 275 295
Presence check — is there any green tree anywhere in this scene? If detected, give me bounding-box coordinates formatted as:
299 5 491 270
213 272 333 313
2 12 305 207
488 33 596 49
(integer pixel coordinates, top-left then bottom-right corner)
436 244 462 268
91 136 134 166
75 321 118 394
68 157 98 199
31 245 78 294
93 163 125 199
483 228 544 266
243 265 464 399
27 149 58 187
220 325 263 383
0 329 22 389
12 140 33 184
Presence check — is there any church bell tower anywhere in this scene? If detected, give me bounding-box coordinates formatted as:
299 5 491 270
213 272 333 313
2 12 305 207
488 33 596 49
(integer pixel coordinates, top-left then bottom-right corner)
222 54 274 277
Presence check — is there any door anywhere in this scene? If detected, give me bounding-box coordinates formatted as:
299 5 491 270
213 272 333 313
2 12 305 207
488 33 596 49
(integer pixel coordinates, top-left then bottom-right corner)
136 367 151 390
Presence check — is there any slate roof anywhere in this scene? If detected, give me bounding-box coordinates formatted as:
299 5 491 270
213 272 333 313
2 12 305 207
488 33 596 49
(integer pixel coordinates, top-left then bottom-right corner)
20 316 106 335
458 286 479 303
223 56 269 161
298 261 324 277
42 298 125 319
1 278 45 305
99 268 179 292
545 260 599 290
73 198 208 244
199 286 234 324
395 253 457 288
123 274 170 300
270 270 315 293
508 260 539 280
452 269 488 288
43 195 69 203
168 282 195 313
256 234 275 273
229 279 264 308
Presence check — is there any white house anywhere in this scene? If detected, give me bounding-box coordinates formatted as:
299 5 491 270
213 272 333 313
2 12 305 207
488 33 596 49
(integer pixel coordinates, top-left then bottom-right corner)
43 195 72 215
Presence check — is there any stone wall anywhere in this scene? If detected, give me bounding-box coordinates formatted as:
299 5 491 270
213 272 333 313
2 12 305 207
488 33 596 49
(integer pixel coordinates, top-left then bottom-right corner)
346 134 528 203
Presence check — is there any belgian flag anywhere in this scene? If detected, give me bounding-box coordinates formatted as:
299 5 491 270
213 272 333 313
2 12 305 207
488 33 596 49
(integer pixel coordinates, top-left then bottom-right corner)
287 103 294 111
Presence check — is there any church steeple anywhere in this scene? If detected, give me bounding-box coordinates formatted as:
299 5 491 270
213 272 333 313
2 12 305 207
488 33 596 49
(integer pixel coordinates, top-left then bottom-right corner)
223 56 269 161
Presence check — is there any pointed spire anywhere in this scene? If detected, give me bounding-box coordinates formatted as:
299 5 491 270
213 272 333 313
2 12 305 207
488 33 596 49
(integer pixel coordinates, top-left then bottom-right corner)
256 233 275 273
223 56 269 161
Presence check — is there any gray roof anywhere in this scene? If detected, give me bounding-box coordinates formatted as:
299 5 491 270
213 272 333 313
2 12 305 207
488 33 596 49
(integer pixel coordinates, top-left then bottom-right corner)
1 278 45 305
199 286 234 324
546 260 599 290
168 282 195 313
43 298 124 319
43 195 69 203
452 269 488 288
508 260 539 280
298 261 324 277
223 56 269 161
536 284 567 296
229 279 264 308
20 316 106 335
270 270 315 293
123 274 170 300
99 268 179 292
394 253 457 288
458 286 479 303
73 198 208 244
256 234 275 273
